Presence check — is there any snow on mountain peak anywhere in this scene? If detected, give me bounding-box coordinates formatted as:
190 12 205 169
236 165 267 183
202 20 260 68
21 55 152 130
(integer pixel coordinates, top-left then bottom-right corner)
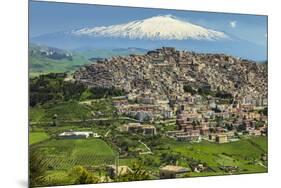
72 15 229 41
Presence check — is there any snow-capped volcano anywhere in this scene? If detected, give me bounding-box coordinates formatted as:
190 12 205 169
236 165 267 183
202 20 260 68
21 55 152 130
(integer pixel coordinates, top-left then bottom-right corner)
31 15 267 61
71 15 229 41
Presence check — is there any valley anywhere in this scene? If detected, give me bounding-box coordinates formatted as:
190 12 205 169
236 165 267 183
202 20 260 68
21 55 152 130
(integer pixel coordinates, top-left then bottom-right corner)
29 47 268 186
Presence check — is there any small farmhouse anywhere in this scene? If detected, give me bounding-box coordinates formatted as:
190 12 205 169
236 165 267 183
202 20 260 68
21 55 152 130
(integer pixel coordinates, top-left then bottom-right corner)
159 165 190 179
215 134 228 144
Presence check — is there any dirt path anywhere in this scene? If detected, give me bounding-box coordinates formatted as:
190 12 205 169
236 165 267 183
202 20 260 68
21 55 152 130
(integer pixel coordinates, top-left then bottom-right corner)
138 140 152 154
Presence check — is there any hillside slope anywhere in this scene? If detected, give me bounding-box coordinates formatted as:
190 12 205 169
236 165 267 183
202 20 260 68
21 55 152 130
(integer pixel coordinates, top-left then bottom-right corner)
74 47 267 100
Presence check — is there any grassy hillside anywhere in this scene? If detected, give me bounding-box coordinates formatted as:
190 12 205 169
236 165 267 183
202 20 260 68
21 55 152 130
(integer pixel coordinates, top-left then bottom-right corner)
29 44 147 76
29 52 89 76
29 132 50 145
30 101 93 122
29 99 116 123
167 137 267 174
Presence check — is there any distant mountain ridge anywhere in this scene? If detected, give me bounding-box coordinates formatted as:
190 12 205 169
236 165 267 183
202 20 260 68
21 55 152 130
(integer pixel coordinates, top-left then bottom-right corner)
29 44 147 76
29 43 73 61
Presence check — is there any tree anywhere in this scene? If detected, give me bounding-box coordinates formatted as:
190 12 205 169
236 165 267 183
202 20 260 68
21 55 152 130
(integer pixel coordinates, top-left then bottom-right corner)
116 161 149 182
183 85 196 95
225 123 234 131
237 123 247 132
160 152 181 165
215 91 233 99
69 166 100 184
29 73 87 106
29 151 47 187
259 107 268 116
198 87 213 96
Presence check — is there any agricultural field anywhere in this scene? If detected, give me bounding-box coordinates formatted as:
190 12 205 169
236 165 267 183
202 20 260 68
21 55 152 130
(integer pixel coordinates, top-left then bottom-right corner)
31 138 116 170
29 97 268 184
30 128 268 186
161 136 268 175
115 136 268 177
28 74 268 186
29 131 50 145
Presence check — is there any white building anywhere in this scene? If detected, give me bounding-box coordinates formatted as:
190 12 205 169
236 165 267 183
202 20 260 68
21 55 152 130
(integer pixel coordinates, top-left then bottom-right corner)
58 131 100 139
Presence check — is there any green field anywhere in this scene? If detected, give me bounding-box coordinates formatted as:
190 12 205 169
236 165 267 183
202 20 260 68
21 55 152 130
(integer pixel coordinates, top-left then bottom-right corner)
29 53 89 76
30 99 116 123
115 135 267 177
31 138 116 170
29 97 268 186
29 124 267 186
29 132 50 145
30 101 93 123
166 137 267 174
29 99 268 176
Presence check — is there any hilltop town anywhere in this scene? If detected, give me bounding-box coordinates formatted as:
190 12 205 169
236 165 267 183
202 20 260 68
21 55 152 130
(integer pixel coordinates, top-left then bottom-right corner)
74 47 268 143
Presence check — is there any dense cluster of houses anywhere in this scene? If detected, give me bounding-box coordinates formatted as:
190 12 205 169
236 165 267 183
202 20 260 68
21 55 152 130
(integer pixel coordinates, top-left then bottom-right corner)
73 47 267 143
74 47 267 103
112 92 267 143
165 101 267 143
120 123 157 136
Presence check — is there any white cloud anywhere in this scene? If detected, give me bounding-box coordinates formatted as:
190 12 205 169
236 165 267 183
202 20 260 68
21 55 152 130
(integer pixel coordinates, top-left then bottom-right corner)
229 21 237 28
265 33 268 38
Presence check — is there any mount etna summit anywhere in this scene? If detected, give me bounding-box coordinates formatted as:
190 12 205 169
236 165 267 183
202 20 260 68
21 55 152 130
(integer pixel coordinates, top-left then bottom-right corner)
71 15 229 41
31 15 266 61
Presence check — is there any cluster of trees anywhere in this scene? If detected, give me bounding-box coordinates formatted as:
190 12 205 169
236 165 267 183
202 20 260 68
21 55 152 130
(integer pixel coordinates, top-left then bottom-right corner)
183 84 215 96
183 85 197 95
198 87 214 96
69 166 100 184
30 152 150 187
84 87 126 100
183 84 233 100
30 73 127 107
115 162 150 182
237 123 247 132
259 107 268 116
30 156 101 187
29 151 48 187
30 73 85 106
160 152 182 165
215 91 233 99
71 161 150 183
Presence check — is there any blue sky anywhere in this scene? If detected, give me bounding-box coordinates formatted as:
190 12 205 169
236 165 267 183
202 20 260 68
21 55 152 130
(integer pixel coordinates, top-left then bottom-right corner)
29 1 267 46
